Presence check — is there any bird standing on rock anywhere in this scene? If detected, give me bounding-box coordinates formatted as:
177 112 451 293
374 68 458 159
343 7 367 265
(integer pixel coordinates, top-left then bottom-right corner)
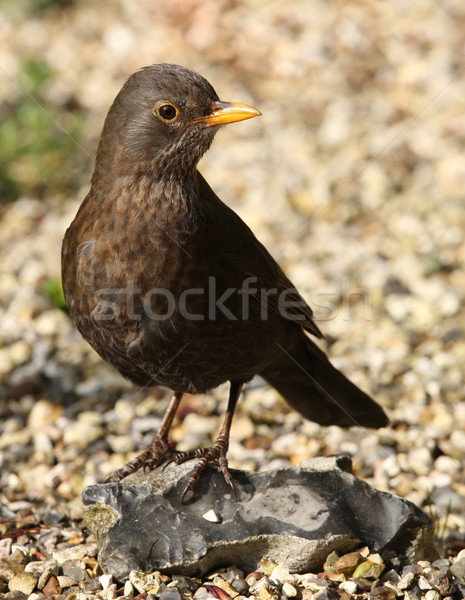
62 64 388 501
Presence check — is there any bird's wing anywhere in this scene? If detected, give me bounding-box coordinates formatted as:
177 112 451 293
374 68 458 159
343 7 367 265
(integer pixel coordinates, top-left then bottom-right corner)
199 174 323 339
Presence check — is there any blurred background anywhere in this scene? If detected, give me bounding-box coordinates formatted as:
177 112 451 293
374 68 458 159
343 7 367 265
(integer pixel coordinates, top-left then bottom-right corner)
1 0 465 549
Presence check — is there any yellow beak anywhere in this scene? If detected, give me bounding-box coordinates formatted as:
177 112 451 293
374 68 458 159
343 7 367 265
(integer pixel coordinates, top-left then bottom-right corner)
193 101 262 127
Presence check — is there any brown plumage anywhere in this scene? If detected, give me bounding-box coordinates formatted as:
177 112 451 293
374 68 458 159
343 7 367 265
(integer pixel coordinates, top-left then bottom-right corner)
62 64 388 500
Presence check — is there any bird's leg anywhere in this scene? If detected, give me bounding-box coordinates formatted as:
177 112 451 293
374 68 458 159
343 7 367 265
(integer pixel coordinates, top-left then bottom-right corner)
172 381 243 502
104 391 183 483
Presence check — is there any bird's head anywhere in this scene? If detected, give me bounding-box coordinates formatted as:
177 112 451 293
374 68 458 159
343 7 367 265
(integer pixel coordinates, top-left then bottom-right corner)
94 63 261 182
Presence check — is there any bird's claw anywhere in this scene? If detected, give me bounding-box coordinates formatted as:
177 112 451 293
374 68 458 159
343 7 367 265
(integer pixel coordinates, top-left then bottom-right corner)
103 434 175 483
174 438 237 503
103 428 237 503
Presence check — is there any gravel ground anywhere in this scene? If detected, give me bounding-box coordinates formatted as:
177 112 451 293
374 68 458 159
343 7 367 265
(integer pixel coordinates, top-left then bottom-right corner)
1 1 465 598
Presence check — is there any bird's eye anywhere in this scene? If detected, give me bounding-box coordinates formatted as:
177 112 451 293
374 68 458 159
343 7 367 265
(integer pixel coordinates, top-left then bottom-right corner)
156 103 179 122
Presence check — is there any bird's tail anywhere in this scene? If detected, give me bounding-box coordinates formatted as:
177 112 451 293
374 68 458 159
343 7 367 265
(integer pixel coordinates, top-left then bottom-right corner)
260 337 388 428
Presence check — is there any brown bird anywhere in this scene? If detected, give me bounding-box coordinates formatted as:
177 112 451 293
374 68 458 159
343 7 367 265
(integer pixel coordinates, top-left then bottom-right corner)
62 64 388 501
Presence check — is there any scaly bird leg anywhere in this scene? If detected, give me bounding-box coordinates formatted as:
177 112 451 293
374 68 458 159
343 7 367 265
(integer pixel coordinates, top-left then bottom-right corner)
169 381 243 502
104 391 183 483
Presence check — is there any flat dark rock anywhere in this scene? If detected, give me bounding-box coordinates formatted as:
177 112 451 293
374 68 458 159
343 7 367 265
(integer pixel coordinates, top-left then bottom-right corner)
82 455 437 578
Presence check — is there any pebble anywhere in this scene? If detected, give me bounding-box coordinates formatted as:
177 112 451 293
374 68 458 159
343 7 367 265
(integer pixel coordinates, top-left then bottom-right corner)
245 572 264 587
27 398 63 430
100 583 118 599
41 575 62 597
370 586 396 600
300 574 328 593
99 573 114 589
202 509 221 523
107 434 135 454
232 580 249 595
331 551 363 576
25 559 58 579
383 580 402 596
7 341 32 368
338 580 357 594
123 580 135 597
0 569 15 591
383 569 400 584
0 538 12 559
61 559 89 582
456 549 465 561
450 557 465 582
78 410 104 426
432 558 450 569
248 576 275 599
351 577 371 592
313 589 332 600
193 587 220 600
129 570 167 594
62 421 102 447
352 559 385 579
52 545 88 565
7 572 37 595
178 413 218 438
270 563 291 584
159 587 183 600
282 582 298 597
212 576 240 597
424 591 442 600
220 568 248 594
434 455 461 475
57 575 78 588
169 575 200 597
258 585 277 600
4 592 29 600
417 575 433 590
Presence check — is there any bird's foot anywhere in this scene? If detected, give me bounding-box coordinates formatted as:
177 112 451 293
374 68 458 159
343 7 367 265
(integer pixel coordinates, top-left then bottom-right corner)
103 434 176 483
167 432 236 502
104 432 236 504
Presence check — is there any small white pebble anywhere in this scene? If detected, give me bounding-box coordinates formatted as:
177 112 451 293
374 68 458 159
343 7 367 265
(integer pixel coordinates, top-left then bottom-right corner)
439 290 460 316
456 549 465 561
368 553 383 564
123 580 135 597
429 472 452 488
425 590 442 600
339 580 357 594
270 564 290 584
202 509 221 523
398 571 415 590
449 430 465 453
99 573 114 589
282 582 298 597
417 575 433 590
434 455 460 475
